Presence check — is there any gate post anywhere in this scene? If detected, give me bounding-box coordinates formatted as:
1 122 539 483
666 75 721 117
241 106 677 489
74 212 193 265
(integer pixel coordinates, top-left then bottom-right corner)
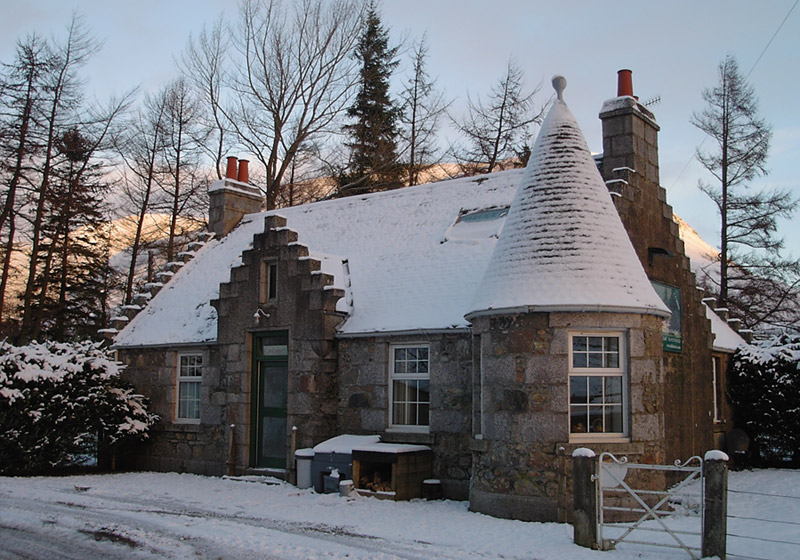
572 448 597 549
702 450 729 560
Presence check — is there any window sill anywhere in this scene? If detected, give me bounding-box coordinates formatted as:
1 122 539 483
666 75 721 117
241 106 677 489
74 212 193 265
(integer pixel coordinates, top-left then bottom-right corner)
382 431 434 445
557 440 644 457
170 421 201 431
568 434 630 445
386 426 430 435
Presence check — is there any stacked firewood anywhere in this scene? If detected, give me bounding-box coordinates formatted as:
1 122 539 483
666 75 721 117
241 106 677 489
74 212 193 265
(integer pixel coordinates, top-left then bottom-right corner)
359 471 392 492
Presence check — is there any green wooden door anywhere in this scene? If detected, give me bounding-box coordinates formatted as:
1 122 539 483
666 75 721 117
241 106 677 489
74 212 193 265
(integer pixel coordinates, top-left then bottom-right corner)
252 332 289 469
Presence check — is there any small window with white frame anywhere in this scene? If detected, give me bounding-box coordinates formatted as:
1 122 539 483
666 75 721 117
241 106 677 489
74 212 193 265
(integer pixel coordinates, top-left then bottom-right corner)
260 260 278 303
177 353 202 423
389 345 430 431
569 332 627 439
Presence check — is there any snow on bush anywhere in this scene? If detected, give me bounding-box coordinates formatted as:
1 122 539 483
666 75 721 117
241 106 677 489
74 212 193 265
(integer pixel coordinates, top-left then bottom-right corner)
0 340 158 475
728 333 800 466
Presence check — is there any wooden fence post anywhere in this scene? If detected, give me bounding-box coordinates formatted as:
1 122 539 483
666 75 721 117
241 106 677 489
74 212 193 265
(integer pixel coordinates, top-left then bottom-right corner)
572 448 597 549
702 450 729 560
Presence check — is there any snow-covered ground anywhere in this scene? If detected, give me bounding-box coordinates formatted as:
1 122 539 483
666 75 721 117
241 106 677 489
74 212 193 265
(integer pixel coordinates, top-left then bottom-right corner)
0 469 797 559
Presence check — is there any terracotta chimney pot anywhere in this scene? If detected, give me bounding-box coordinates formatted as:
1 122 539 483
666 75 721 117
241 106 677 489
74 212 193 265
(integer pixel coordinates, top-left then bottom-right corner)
237 159 249 184
617 69 633 97
225 156 238 180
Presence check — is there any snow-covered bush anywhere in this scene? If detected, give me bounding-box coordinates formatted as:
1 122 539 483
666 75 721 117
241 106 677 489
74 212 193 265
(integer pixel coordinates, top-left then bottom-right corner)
728 333 800 466
0 340 158 475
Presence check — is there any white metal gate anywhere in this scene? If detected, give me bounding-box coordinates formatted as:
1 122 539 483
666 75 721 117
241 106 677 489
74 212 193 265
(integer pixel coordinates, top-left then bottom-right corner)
597 452 704 558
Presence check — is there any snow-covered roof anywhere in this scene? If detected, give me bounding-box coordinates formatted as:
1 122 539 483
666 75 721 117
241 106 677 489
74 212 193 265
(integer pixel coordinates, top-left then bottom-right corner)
705 304 746 353
468 77 670 319
114 169 524 347
115 77 677 349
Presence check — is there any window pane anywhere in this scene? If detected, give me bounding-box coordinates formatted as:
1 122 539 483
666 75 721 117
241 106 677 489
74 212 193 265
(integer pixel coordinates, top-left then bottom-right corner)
606 352 619 369
407 347 418 360
261 365 288 408
407 380 418 402
418 360 428 374
393 380 407 402
588 352 603 368
588 337 603 352
418 380 430 403
179 381 200 419
605 337 619 352
570 408 588 433
573 353 587 368
408 403 418 425
573 337 587 352
570 376 588 404
419 403 429 426
419 347 429 361
588 376 604 403
588 407 604 433
393 402 406 425
605 376 622 404
606 405 623 433
261 415 286 461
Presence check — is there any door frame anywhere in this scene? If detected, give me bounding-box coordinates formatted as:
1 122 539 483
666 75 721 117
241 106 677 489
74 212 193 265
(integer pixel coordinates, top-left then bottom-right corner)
250 330 289 468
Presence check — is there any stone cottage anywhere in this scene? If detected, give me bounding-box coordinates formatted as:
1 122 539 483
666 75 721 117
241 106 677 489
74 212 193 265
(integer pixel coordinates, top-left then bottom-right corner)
112 71 744 521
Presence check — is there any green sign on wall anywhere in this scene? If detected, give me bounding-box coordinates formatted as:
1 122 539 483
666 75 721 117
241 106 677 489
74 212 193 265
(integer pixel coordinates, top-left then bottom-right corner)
652 281 682 353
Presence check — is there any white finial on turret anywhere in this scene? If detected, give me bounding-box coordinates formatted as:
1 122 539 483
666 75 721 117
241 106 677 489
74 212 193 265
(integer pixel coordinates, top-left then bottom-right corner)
552 75 567 101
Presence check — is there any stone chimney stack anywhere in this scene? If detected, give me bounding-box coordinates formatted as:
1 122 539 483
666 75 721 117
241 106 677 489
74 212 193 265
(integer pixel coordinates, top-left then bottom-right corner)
208 156 264 237
599 70 664 268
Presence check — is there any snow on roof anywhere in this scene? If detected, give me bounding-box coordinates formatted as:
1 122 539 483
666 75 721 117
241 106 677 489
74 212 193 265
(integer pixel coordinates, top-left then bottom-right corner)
705 303 746 353
114 212 267 347
115 169 524 347
312 434 381 454
674 213 719 284
468 77 670 319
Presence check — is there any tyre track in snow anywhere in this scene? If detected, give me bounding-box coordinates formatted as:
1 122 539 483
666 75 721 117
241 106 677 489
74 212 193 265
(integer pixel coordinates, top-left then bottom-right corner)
0 483 516 560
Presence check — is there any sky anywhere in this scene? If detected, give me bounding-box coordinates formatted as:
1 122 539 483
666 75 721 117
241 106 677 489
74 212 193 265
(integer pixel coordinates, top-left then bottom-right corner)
2 0 799 256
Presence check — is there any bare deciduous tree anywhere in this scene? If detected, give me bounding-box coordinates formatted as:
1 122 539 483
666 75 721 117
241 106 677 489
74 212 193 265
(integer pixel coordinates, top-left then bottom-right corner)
398 34 450 187
0 34 49 325
116 88 169 305
184 0 367 210
452 57 544 175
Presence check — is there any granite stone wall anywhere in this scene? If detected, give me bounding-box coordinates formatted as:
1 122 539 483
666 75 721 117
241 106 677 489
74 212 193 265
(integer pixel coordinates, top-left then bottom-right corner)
212 214 346 472
337 332 474 499
468 311 666 522
601 98 716 462
117 345 228 475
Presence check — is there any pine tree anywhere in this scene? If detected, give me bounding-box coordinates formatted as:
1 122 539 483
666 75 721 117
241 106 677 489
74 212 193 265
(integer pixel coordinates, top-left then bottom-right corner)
342 3 402 193
693 55 800 329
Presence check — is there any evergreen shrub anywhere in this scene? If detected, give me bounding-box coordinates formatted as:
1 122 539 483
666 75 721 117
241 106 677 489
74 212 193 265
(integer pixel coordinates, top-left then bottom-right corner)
0 340 157 475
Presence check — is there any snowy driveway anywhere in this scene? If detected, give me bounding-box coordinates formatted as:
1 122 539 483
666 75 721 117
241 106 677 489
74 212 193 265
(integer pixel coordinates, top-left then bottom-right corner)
1 470 798 559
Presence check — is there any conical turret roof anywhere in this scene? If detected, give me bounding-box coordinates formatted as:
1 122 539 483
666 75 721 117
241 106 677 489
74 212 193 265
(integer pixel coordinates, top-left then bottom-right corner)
468 76 670 318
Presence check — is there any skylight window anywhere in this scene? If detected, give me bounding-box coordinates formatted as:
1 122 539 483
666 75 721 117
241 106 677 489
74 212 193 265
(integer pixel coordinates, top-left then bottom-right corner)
442 206 510 243
456 207 509 223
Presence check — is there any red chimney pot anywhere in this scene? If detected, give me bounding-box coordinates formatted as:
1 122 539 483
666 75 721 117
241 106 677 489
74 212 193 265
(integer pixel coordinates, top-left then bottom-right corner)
237 159 249 184
617 69 633 97
225 156 238 180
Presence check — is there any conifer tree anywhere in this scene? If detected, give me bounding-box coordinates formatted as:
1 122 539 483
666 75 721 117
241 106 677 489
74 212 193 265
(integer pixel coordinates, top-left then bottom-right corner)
342 3 402 193
693 55 800 329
